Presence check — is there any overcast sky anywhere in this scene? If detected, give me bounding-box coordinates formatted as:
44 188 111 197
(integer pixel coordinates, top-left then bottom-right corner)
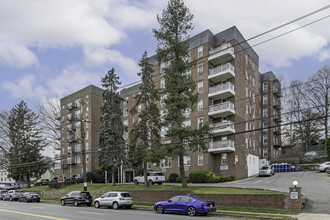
1 0 330 111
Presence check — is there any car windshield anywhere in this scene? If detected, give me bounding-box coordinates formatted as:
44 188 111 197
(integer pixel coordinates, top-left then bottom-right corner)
261 166 270 170
120 193 131 197
80 192 91 197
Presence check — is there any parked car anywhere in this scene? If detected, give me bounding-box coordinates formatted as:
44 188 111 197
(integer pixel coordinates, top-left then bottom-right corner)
34 179 49 186
154 195 216 216
133 172 165 185
304 151 318 158
315 161 330 172
94 191 133 209
19 192 40 203
61 191 92 207
3 190 24 201
0 190 8 200
68 174 83 183
50 177 58 183
259 165 274 177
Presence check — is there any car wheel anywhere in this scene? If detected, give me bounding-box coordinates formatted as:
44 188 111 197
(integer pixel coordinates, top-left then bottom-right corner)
187 206 196 216
74 200 79 207
112 202 119 210
61 200 65 206
156 205 164 214
324 168 329 173
148 180 153 185
134 180 138 185
94 201 100 208
125 205 132 209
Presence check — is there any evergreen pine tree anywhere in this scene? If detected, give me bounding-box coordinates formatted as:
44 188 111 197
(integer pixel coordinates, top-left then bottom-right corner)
153 0 210 188
128 51 162 187
98 68 125 185
7 101 49 188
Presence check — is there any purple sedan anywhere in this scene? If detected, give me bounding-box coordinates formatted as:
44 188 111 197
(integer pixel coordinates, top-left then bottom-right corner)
154 195 216 216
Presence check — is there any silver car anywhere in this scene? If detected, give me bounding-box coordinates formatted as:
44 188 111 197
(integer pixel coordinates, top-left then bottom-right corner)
3 190 24 201
94 191 133 209
259 165 274 177
315 161 330 172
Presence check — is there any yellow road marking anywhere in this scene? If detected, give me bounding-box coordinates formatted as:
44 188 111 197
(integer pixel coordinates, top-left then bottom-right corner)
0 209 70 220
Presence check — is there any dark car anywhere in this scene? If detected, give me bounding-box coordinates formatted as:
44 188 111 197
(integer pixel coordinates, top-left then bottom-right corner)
0 190 8 200
68 174 83 183
3 190 24 201
50 177 58 183
154 195 216 216
34 179 49 186
19 192 40 203
61 191 92 207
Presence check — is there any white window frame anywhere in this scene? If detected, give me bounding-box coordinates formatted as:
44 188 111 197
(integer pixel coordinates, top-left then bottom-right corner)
198 99 203 111
198 81 203 93
197 117 203 128
198 154 203 166
221 153 227 165
198 46 203 58
197 63 203 75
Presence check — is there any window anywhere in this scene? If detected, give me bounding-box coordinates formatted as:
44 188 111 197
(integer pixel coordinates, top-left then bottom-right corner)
86 142 89 151
245 105 248 117
75 99 80 108
75 155 80 164
183 120 191 127
253 140 256 151
85 131 88 140
252 62 255 72
245 54 248 66
85 107 89 117
123 132 128 140
86 155 89 163
198 154 203 166
197 63 203 75
263 122 268 133
246 138 249 149
75 144 81 152
198 46 203 58
138 104 142 112
263 95 268 105
221 153 227 165
252 77 255 87
252 92 255 103
263 82 268 92
263 135 268 146
198 100 203 111
86 95 89 104
123 108 128 117
123 97 128 106
197 117 203 128
160 158 172 168
263 149 268 158
198 81 203 93
123 120 128 127
184 156 191 166
263 109 268 117
160 78 165 89
245 87 248 97
245 70 249 80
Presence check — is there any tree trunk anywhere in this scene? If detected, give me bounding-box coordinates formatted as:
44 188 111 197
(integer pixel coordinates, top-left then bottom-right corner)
179 152 187 188
27 173 31 188
143 161 149 187
111 166 116 186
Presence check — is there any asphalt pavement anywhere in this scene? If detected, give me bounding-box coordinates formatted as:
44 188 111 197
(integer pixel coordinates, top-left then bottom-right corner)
0 201 236 220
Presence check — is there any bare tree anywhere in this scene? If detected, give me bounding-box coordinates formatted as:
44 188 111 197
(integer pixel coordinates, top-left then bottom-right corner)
298 66 330 154
36 97 61 156
0 111 11 159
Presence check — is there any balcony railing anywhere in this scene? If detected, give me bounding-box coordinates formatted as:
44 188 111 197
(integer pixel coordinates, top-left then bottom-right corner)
209 45 234 56
209 63 235 76
211 121 234 130
209 140 235 151
209 101 235 113
209 82 235 94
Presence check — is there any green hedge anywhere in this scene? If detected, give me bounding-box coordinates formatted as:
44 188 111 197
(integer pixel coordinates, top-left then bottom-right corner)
48 180 76 189
188 170 234 183
168 173 179 183
270 158 300 166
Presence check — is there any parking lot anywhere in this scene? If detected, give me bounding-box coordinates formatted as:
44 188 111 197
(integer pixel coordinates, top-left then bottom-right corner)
222 171 330 214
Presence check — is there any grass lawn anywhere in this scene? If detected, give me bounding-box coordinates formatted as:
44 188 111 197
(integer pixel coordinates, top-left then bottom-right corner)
30 183 284 194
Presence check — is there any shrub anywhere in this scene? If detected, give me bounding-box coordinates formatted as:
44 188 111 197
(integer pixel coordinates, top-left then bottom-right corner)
168 173 179 183
49 180 76 189
189 170 210 183
176 176 181 183
87 172 98 183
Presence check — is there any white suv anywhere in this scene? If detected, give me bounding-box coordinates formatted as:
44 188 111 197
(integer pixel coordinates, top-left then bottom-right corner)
94 191 133 209
133 172 165 185
315 161 330 172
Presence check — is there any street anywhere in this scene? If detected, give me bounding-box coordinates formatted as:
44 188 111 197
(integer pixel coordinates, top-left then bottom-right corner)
0 201 236 220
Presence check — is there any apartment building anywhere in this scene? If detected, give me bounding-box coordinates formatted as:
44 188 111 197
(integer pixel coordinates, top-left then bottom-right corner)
121 26 282 180
55 85 103 180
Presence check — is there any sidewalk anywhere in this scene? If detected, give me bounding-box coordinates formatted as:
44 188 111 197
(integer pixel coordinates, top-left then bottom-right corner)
295 213 330 220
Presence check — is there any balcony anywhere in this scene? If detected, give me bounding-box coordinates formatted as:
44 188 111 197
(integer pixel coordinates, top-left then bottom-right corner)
208 45 235 66
211 121 235 136
55 112 61 120
67 105 76 111
273 101 281 110
208 101 235 118
273 127 281 135
208 63 235 83
208 140 235 153
273 115 281 122
208 82 235 100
